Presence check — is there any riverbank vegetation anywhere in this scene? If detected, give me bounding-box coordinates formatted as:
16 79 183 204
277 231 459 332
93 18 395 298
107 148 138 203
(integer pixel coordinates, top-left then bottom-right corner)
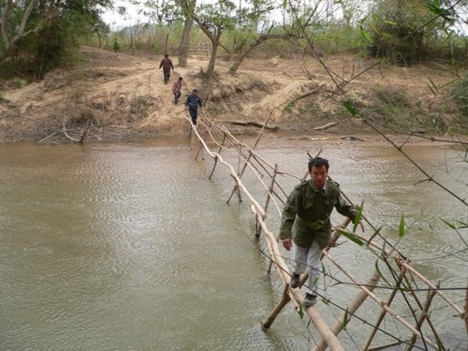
2 0 468 141
0 0 468 142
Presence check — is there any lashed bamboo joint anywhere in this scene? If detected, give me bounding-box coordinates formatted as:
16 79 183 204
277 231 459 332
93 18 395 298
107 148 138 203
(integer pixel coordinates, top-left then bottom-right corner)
186 113 467 350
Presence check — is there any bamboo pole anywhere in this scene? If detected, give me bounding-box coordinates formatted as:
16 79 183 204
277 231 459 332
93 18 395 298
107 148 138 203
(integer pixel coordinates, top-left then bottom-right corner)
465 281 468 333
261 285 291 330
397 261 445 350
188 122 193 148
324 252 438 350
250 153 291 198
208 133 226 179
321 217 352 260
259 164 279 239
346 231 464 317
197 120 285 216
252 205 344 351
405 282 440 351
312 271 381 351
264 164 278 214
194 131 209 160
367 340 406 351
190 116 462 349
191 126 266 218
362 261 408 350
226 114 271 203
203 129 285 215
213 124 298 201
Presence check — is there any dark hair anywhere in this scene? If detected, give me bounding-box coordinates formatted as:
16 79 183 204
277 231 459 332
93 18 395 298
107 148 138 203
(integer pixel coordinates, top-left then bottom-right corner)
164 54 168 57
178 77 183 81
308 157 329 171
193 89 198 93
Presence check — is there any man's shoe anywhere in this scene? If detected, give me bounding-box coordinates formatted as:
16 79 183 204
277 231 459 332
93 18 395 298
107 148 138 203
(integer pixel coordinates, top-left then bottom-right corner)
302 293 317 308
290 273 300 289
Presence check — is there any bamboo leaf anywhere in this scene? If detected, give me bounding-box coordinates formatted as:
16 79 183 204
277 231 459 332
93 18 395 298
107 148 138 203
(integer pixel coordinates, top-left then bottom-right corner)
441 219 456 229
339 230 364 246
367 226 383 246
342 308 349 329
426 0 453 21
398 215 405 237
298 305 304 319
455 220 468 229
375 259 391 287
343 101 357 116
352 200 364 233
360 25 373 45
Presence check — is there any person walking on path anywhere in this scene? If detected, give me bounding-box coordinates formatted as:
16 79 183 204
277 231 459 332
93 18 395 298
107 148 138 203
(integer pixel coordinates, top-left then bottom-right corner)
279 156 364 309
185 89 203 126
172 77 183 104
159 54 174 84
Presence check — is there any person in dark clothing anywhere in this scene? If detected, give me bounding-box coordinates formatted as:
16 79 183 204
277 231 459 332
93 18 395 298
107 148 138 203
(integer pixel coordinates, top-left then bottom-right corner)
159 54 174 84
185 89 203 125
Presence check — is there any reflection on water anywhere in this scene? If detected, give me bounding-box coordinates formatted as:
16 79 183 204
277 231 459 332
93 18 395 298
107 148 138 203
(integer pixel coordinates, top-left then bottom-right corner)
0 137 467 350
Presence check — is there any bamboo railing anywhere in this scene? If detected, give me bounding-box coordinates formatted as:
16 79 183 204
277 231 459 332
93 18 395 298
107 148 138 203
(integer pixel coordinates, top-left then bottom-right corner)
185 112 467 351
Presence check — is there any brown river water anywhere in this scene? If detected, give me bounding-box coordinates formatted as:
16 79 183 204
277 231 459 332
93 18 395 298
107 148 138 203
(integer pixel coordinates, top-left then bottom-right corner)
1 134 467 350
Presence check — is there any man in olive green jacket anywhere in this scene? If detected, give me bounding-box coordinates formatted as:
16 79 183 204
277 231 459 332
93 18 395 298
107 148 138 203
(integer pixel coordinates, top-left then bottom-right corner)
280 157 364 308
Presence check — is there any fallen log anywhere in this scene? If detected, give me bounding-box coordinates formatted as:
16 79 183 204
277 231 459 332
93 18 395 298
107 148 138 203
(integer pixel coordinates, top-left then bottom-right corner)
224 120 280 131
314 122 336 130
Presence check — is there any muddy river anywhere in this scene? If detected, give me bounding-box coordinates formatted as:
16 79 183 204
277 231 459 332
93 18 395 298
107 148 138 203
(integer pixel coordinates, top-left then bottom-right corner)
1 134 467 350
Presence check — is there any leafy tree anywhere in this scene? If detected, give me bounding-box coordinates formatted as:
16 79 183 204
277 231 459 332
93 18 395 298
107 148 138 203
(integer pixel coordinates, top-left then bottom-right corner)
181 0 237 81
227 26 292 75
1 0 112 78
1 0 39 62
181 0 282 78
365 0 456 64
226 0 289 75
140 0 194 66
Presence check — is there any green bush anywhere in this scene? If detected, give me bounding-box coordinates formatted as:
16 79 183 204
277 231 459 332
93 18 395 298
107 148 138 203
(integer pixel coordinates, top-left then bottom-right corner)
112 38 121 52
451 75 468 117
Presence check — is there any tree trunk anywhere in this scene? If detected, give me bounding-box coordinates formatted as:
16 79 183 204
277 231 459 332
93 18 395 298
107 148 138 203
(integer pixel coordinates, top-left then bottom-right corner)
228 50 249 75
177 0 196 67
228 33 289 75
205 37 219 82
178 16 193 67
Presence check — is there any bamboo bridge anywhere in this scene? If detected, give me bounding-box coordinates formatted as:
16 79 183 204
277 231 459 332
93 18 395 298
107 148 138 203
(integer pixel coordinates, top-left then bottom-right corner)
185 112 468 351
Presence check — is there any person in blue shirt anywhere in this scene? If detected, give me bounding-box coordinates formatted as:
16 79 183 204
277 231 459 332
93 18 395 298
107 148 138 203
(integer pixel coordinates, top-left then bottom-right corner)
185 89 203 125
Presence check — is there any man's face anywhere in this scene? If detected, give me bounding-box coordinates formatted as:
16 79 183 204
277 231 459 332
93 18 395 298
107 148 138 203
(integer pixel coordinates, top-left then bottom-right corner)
310 165 328 189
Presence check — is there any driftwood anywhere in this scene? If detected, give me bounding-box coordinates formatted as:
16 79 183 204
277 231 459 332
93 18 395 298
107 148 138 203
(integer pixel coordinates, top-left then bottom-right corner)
224 120 279 131
314 121 336 130
284 83 325 107
340 135 364 141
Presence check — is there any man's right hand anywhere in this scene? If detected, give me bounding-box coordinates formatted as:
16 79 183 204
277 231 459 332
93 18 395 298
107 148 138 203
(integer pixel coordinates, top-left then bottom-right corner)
282 239 292 251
